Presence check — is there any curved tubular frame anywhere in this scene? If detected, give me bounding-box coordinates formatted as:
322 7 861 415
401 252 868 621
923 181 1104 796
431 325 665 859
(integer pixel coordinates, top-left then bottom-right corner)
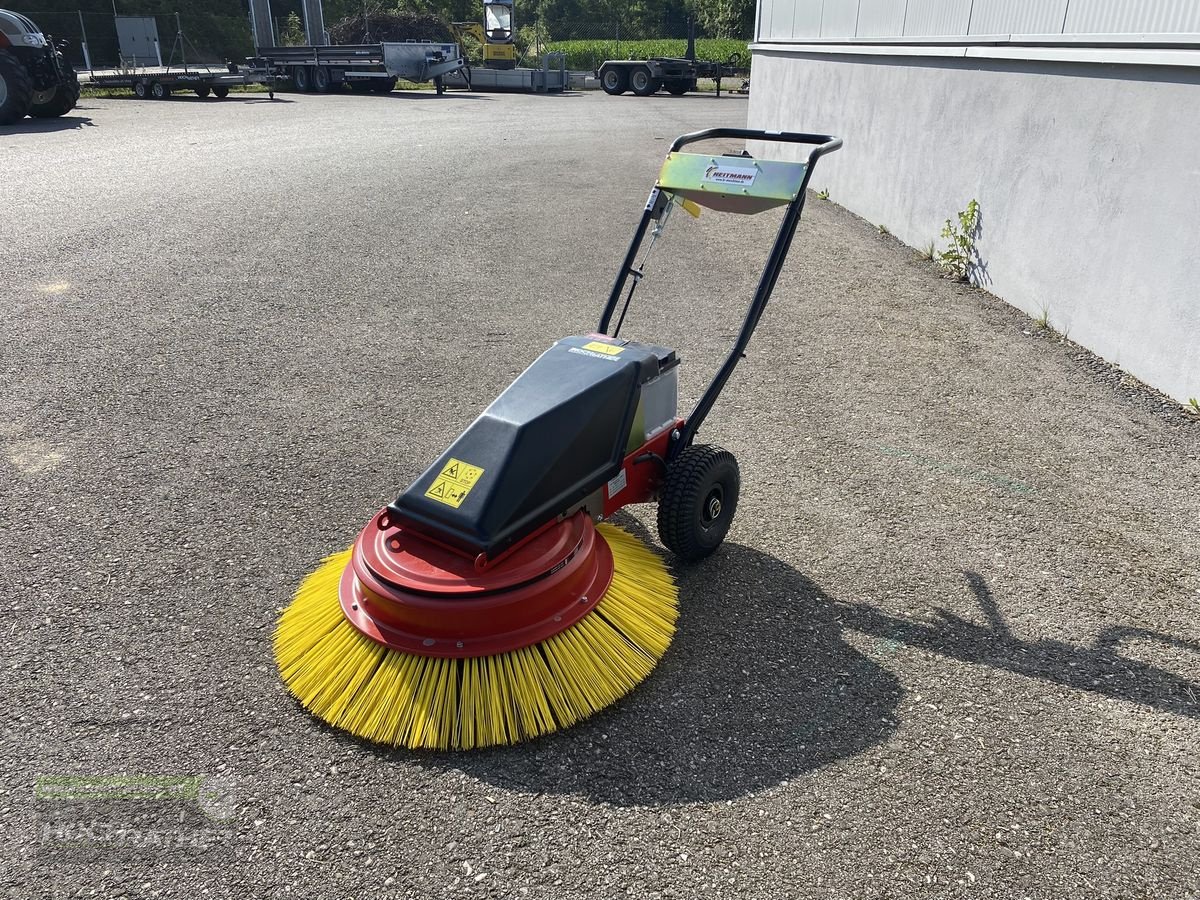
598 128 843 459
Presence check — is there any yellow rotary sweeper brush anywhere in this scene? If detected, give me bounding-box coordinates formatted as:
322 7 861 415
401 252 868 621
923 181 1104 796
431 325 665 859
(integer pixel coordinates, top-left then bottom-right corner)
275 128 842 750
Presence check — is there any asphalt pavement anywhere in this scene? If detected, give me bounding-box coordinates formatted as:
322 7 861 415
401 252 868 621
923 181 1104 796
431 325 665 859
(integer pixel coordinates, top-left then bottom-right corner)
3 88 1199 899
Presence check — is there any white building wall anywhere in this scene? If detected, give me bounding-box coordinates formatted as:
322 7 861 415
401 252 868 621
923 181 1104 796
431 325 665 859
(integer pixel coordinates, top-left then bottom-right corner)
746 48 1200 403
756 0 1200 40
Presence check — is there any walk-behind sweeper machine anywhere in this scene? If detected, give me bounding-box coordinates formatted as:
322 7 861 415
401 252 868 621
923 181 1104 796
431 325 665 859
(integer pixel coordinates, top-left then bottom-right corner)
276 128 842 750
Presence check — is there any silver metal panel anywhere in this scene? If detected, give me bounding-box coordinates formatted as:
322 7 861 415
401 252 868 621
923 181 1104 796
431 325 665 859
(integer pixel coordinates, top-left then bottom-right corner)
115 17 160 66
301 0 326 45
821 0 862 37
968 0 1068 36
248 0 274 48
1063 0 1200 34
762 0 807 40
790 0 824 37
855 0 908 37
903 0 971 36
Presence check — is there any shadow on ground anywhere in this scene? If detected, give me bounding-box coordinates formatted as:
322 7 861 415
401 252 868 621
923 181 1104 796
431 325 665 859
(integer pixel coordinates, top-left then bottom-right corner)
405 529 1200 804
4 114 95 133
413 529 905 806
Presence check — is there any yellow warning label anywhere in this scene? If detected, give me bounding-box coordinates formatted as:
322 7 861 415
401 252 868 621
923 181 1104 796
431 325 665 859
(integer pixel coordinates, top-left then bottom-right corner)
581 340 623 355
424 458 485 508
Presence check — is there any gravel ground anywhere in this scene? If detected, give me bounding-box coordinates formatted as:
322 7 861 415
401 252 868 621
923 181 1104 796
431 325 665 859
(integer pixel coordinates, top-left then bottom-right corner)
3 89 1198 899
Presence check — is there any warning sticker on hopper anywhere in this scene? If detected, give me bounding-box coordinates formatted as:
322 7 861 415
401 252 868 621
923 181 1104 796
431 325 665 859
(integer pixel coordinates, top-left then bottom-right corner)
581 341 623 355
425 458 485 508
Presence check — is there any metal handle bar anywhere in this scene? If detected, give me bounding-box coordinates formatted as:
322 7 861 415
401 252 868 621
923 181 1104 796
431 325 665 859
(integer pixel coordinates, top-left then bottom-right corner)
668 127 843 159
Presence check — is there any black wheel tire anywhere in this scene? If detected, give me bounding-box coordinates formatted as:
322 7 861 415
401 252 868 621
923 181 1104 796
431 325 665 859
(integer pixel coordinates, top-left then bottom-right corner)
29 54 79 118
212 85 229 99
195 85 211 98
657 445 740 561
630 66 657 96
665 82 688 95
348 80 369 93
314 66 331 92
134 80 150 99
600 67 627 95
372 77 396 94
292 65 311 92
151 81 170 100
0 48 34 125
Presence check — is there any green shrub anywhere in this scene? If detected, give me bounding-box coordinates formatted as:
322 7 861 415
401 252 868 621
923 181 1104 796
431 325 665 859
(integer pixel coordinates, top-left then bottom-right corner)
538 38 748 71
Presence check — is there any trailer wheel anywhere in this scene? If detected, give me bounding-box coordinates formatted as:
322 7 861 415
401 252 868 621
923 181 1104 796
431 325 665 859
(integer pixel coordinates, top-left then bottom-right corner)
600 66 627 95
657 444 740 561
0 48 34 125
348 80 370 93
150 81 170 100
292 66 311 92
314 66 332 92
630 66 658 96
665 81 689 95
134 80 150 99
195 85 211 98
212 85 229 99
372 77 396 94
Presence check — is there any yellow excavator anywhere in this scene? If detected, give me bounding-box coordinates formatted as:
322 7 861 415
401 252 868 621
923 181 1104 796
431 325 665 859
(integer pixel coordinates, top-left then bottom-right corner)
451 0 516 70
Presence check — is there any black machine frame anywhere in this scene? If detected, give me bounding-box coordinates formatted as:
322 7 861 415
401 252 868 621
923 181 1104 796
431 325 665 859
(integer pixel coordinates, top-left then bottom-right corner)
598 127 843 460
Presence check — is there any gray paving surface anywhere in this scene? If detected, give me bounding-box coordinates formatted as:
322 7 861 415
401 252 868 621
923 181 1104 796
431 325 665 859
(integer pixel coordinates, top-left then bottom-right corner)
3 89 1199 899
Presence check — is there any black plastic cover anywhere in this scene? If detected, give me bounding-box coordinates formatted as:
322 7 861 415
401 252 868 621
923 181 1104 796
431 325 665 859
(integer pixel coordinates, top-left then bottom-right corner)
389 335 677 557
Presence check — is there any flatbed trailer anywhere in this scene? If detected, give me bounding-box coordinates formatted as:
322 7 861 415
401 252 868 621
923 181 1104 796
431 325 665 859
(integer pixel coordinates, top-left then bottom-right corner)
86 64 278 100
257 42 467 94
597 55 743 97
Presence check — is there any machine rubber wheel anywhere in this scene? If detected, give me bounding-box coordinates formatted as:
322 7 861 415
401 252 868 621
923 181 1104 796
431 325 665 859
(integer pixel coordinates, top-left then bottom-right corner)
212 85 229 98
29 54 79 118
151 81 170 99
134 80 150 99
372 77 396 94
657 444 740 561
0 48 34 125
665 82 688 95
600 66 627 95
630 66 657 96
292 65 311 92
195 85 211 98
348 80 369 93
314 65 332 92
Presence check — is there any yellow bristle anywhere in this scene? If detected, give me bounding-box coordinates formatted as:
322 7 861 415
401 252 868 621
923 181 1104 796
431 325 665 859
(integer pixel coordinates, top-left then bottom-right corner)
273 523 679 751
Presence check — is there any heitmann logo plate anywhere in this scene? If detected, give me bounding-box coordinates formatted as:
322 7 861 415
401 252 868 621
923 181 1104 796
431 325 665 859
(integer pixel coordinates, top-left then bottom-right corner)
703 164 757 187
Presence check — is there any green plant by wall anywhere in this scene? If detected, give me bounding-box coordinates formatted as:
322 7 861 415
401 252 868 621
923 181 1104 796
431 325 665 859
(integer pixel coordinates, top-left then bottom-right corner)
816 188 830 200
937 199 980 282
1190 398 1200 414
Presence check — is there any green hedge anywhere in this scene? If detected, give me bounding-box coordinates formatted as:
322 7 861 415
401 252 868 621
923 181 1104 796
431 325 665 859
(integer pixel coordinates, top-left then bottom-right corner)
539 38 748 72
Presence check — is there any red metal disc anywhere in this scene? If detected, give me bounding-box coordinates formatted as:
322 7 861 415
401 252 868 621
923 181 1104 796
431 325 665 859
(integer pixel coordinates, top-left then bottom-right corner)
339 510 615 658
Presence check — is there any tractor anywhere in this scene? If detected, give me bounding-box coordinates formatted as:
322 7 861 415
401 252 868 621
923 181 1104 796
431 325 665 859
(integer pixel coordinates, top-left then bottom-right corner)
0 9 80 126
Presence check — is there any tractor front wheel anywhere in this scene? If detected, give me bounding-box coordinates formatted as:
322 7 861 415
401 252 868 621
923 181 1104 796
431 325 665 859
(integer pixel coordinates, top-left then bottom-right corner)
0 48 34 125
657 444 740 561
29 54 79 118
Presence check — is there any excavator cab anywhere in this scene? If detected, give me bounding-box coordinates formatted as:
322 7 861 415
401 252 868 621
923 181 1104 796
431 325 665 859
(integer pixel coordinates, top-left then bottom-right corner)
482 0 516 69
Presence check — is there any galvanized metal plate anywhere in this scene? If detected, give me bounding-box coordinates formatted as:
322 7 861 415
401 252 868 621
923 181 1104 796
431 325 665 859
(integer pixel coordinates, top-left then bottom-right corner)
656 152 808 214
